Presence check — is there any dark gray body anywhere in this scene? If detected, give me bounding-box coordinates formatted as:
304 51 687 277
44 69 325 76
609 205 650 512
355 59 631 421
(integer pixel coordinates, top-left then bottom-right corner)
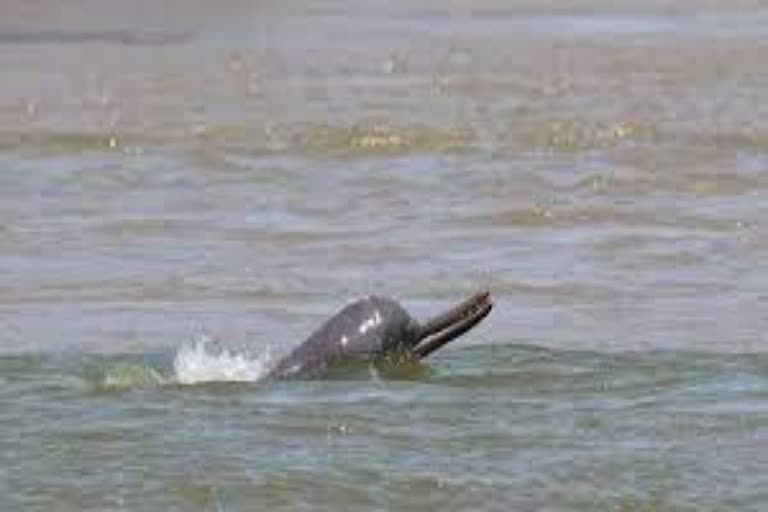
268 296 418 379
267 290 493 380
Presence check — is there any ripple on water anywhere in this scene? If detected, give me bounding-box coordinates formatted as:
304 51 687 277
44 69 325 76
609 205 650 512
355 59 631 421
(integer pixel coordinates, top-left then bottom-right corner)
1 345 767 510
0 129 166 155
519 119 660 153
280 121 476 157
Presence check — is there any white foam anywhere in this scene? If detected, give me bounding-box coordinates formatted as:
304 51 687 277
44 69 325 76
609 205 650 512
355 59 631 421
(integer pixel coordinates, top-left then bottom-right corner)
173 334 272 384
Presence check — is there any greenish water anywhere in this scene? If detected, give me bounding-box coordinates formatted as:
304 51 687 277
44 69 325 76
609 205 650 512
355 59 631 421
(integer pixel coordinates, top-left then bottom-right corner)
3 345 767 511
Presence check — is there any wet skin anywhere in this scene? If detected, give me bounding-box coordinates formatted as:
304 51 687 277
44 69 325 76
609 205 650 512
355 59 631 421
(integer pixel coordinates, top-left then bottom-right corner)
268 290 493 379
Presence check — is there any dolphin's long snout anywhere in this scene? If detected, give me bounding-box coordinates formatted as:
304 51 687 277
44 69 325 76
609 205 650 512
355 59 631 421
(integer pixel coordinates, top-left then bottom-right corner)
412 290 493 359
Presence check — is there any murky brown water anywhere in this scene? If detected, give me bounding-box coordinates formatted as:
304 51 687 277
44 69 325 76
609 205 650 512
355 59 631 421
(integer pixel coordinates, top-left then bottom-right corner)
1 1 767 510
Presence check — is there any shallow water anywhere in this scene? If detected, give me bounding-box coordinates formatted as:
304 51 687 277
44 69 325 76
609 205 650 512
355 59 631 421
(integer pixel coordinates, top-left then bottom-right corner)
1 0 768 510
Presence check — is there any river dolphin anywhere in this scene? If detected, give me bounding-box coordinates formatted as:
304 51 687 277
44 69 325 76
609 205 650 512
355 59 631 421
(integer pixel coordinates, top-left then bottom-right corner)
268 290 493 379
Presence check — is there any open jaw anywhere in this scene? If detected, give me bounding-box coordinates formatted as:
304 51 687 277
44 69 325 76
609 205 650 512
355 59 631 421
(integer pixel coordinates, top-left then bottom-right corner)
412 290 493 359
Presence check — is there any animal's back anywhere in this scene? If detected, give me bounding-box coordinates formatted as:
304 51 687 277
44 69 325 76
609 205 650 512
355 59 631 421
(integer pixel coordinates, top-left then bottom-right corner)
268 296 415 379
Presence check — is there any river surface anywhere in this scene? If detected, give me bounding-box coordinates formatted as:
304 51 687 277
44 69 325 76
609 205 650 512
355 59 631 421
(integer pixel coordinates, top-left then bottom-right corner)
1 1 768 510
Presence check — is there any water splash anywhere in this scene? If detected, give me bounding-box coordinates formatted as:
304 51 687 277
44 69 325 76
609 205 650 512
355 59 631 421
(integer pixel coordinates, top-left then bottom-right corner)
173 334 273 384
